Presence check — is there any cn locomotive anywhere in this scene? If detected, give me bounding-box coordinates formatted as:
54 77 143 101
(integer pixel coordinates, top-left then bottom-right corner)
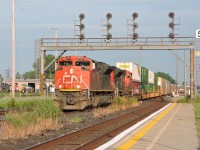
54 56 170 110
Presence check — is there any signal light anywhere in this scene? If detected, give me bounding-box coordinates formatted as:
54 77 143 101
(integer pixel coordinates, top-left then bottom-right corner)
168 12 175 19
169 22 175 29
79 13 85 20
106 23 112 30
106 33 112 40
79 24 85 30
105 13 112 40
132 12 138 19
79 13 85 41
79 34 85 40
106 13 112 20
132 23 138 29
168 33 175 39
168 12 175 39
132 33 138 40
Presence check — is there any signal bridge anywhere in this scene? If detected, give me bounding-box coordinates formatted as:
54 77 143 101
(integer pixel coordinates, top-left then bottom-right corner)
39 36 196 98
41 36 194 51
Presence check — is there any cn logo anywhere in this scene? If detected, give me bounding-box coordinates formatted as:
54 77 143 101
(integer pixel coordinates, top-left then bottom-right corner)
196 29 200 38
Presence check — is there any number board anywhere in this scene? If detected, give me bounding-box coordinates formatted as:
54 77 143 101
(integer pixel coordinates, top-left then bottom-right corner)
196 29 200 38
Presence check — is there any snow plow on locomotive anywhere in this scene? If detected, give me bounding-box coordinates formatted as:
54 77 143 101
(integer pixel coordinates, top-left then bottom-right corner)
54 56 169 110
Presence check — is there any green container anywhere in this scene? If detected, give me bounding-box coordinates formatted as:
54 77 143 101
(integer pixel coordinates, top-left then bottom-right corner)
141 83 149 93
141 67 149 84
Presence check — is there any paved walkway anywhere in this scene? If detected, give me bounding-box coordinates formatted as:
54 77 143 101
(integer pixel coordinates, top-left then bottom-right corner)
96 103 199 150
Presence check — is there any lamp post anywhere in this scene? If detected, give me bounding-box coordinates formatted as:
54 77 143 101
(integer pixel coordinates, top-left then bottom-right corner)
11 0 15 98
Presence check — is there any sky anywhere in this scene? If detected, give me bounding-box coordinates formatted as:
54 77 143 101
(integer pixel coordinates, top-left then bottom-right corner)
0 0 199 85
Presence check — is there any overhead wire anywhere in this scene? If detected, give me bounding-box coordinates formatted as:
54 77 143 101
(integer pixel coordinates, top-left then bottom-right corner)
15 0 50 34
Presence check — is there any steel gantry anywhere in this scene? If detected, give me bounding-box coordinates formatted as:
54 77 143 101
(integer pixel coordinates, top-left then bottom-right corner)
39 36 195 98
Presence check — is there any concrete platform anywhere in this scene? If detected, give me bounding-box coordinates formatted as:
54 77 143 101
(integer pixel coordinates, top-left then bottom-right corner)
96 103 198 150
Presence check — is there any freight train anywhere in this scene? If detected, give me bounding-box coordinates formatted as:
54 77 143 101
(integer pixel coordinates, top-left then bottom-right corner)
54 56 174 110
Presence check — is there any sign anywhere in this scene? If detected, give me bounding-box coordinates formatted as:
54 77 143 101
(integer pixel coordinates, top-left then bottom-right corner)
196 29 200 38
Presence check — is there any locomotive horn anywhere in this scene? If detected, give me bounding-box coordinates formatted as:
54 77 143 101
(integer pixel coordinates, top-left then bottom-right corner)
168 33 175 39
132 12 138 19
79 34 85 40
106 13 112 20
106 23 112 30
132 33 138 39
79 24 85 30
106 33 112 40
79 13 85 20
132 23 138 29
168 12 175 19
169 22 175 29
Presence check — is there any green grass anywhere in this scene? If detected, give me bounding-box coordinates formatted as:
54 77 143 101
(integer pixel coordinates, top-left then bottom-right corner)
2 97 61 128
113 96 138 106
71 116 83 123
176 96 191 103
193 94 200 150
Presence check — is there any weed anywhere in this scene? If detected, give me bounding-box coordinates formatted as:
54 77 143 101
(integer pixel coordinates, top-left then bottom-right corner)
71 117 83 123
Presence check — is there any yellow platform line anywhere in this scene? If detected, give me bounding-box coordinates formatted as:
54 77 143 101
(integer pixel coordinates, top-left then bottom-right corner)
117 103 176 150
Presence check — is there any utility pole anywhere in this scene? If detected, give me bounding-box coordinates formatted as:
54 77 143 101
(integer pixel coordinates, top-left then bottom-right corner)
184 49 186 96
176 51 178 95
51 28 58 70
11 0 15 98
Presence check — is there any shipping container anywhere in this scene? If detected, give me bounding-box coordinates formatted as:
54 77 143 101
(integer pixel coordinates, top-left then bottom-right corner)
158 77 170 95
148 70 155 84
116 62 141 82
141 83 149 93
141 67 148 84
154 73 158 86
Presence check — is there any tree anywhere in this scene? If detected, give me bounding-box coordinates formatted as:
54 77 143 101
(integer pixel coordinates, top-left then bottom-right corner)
22 70 36 79
157 72 176 84
16 72 21 79
0 74 3 84
23 54 55 80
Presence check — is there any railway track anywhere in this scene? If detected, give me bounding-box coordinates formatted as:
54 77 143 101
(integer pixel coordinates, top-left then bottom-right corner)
25 98 167 150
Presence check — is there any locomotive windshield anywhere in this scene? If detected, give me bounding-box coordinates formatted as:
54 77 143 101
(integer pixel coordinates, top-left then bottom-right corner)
75 61 90 67
59 61 72 66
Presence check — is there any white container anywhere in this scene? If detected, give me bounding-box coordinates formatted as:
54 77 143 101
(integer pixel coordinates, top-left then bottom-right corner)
148 70 154 84
116 62 141 82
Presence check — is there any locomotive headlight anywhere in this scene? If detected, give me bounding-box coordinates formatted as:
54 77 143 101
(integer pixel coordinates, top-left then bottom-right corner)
70 69 73 74
77 85 80 89
59 85 62 89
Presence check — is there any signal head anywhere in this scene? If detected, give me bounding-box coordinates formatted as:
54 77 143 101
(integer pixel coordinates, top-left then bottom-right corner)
106 33 112 40
106 23 112 30
79 34 85 40
168 12 175 19
169 22 175 29
168 32 175 39
79 13 85 20
132 33 138 40
132 12 138 19
132 23 138 29
79 24 85 30
106 13 112 20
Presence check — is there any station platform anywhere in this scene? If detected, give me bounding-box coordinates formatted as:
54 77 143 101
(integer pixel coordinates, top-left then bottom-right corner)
96 102 199 150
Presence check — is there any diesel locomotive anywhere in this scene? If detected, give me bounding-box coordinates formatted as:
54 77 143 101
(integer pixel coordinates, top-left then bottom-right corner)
54 56 169 110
